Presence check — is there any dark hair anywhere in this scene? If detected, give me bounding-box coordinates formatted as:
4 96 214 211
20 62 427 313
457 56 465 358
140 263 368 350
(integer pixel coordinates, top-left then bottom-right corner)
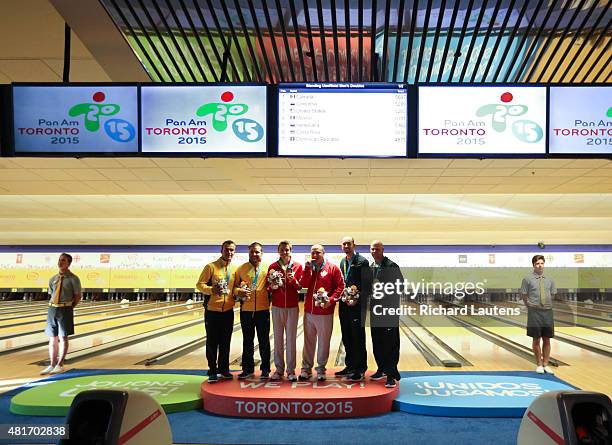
532 255 545 265
60 253 73 264
278 240 292 250
221 240 236 251
249 242 263 251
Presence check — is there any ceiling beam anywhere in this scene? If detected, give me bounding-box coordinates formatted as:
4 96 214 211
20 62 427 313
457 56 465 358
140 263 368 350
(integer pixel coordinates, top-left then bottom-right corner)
49 0 150 81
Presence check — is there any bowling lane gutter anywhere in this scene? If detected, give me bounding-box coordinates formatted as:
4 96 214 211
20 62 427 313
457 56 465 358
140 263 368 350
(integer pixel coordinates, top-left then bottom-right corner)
31 315 205 366
0 301 191 341
441 312 569 367
401 302 472 367
500 299 612 326
569 300 612 312
501 301 612 335
0 305 203 356
141 307 241 366
399 317 445 367
0 300 113 317
138 309 307 368
444 300 612 359
0 300 157 325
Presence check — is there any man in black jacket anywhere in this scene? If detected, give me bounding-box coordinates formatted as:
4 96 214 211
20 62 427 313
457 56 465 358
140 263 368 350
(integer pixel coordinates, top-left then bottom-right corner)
335 236 370 382
368 240 402 388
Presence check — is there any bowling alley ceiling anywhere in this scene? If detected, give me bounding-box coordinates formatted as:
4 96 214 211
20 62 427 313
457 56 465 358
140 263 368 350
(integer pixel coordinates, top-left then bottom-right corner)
0 157 611 245
47 0 611 84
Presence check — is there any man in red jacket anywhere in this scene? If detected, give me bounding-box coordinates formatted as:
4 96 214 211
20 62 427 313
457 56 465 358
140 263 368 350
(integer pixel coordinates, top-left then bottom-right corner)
299 244 345 381
267 240 304 382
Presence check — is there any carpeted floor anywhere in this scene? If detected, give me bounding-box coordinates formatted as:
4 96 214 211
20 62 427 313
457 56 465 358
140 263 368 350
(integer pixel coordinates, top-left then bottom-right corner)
0 369 576 445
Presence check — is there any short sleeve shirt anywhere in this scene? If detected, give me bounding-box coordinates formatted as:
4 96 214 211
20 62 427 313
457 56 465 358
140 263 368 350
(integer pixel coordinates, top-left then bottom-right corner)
520 272 556 309
48 271 82 304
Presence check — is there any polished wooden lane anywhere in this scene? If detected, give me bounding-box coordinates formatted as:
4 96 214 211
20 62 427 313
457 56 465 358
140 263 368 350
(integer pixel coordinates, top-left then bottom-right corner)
1 301 610 400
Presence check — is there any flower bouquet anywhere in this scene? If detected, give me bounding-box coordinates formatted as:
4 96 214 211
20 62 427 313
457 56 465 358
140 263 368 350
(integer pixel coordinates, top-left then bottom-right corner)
235 280 249 303
314 287 329 307
268 270 285 290
341 285 359 304
216 278 229 296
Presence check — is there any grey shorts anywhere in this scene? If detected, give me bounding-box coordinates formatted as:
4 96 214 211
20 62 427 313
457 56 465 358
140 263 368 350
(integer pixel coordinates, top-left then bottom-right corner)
45 307 74 337
526 307 554 338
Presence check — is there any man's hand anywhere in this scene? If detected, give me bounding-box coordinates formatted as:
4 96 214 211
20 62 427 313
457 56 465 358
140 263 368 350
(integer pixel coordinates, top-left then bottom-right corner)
321 300 332 309
346 299 358 307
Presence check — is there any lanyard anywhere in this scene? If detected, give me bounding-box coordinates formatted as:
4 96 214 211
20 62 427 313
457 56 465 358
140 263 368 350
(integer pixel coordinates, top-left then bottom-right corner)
342 254 355 281
251 264 261 289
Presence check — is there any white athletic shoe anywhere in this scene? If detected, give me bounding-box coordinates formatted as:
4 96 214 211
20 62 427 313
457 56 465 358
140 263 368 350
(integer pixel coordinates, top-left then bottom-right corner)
49 365 65 374
40 365 54 375
543 365 554 375
535 365 545 374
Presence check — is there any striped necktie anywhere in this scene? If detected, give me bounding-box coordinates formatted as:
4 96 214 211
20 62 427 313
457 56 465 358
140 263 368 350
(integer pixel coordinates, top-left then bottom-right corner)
539 276 546 306
52 275 63 305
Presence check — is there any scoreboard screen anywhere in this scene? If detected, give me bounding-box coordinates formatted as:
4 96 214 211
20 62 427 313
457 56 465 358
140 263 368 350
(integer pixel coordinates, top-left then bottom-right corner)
277 83 407 157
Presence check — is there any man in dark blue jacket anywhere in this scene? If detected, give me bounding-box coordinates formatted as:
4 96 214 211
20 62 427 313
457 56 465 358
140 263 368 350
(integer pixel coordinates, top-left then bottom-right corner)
368 240 402 388
335 236 370 382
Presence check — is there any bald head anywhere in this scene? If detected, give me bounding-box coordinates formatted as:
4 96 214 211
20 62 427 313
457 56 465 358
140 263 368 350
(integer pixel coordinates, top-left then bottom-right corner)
341 236 356 257
370 240 384 263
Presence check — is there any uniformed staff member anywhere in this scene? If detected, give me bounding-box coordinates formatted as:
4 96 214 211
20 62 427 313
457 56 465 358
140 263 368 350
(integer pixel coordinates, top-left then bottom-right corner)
40 253 82 375
521 254 557 374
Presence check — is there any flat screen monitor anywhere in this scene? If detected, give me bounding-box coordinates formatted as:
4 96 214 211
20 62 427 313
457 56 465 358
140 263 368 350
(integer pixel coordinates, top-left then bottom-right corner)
140 85 267 154
549 86 612 154
277 83 407 157
13 85 139 153
418 86 547 155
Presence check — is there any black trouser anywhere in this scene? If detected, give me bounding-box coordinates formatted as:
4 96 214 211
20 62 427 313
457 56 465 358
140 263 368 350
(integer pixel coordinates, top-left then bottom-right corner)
204 309 234 375
240 310 271 373
339 304 367 373
371 326 401 380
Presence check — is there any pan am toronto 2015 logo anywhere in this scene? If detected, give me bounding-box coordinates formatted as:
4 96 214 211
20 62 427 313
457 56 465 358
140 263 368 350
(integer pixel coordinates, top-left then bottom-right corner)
17 91 135 146
476 91 543 144
68 91 135 142
196 91 264 143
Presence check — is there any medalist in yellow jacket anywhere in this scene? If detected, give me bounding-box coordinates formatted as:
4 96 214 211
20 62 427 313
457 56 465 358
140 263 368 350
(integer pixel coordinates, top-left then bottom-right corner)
233 261 270 312
196 258 237 312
